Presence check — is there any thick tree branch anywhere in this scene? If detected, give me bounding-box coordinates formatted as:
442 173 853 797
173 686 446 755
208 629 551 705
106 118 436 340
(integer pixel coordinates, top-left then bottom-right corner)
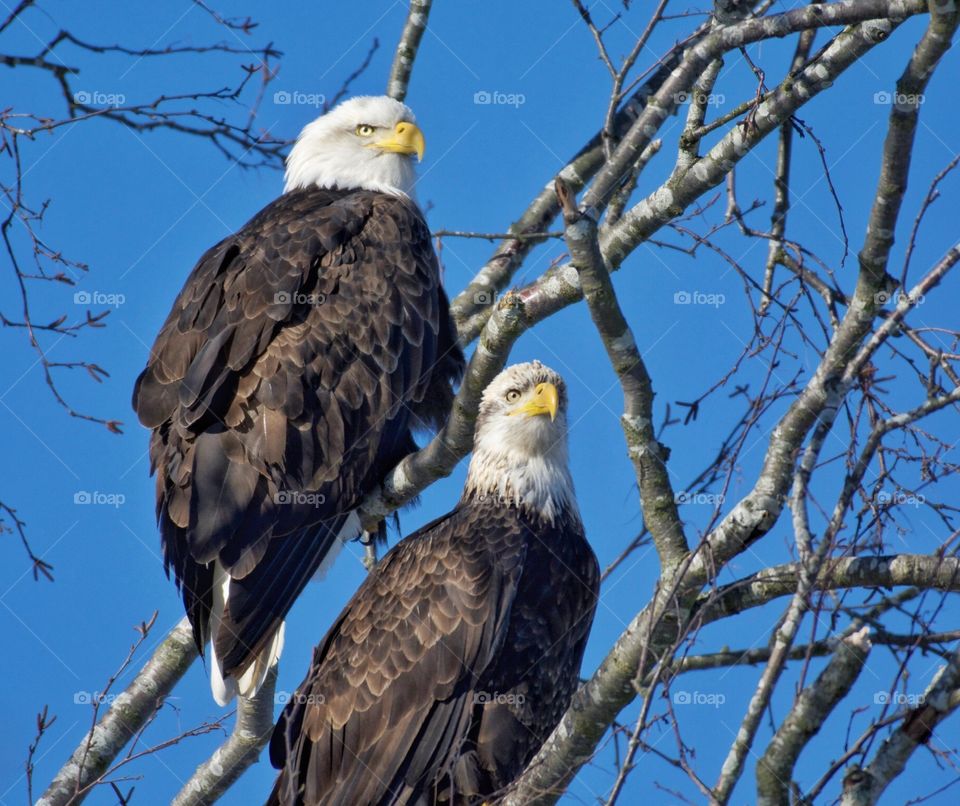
842 648 960 805
702 555 960 622
603 139 661 230
386 0 431 102
756 628 872 806
557 177 687 571
172 668 277 806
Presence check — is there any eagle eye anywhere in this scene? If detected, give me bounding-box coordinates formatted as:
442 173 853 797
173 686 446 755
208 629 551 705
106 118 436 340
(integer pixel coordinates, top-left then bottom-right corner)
505 389 522 403
355 124 375 137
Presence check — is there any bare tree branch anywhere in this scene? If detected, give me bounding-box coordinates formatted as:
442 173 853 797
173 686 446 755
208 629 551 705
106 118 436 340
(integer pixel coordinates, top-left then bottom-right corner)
37 618 198 806
0 499 53 580
1 4 284 437
703 555 960 622
386 0 432 102
759 23 818 313
842 649 960 805
172 668 277 806
668 629 959 674
756 627 872 806
713 378 846 804
556 176 687 569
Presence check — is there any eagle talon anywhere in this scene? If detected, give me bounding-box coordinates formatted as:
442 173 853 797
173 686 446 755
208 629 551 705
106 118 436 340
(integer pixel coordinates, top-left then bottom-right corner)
360 526 382 570
362 540 378 571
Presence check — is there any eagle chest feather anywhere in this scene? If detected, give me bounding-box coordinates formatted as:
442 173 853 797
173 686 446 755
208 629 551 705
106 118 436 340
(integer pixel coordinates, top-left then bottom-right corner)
473 506 600 783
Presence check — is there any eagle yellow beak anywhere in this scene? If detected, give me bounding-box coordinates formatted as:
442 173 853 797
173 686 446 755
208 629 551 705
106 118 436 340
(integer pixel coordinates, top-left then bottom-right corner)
509 382 559 422
369 121 425 161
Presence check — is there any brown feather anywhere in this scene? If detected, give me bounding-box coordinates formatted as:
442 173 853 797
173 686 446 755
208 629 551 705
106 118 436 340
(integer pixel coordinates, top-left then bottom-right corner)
268 499 598 805
131 186 464 680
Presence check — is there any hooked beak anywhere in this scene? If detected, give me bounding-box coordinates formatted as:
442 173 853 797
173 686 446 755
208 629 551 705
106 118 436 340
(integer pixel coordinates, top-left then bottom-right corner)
368 121 425 161
508 382 559 422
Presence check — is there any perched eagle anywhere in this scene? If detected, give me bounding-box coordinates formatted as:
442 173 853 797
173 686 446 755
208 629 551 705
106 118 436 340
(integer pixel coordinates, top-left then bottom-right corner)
132 96 464 704
268 361 599 806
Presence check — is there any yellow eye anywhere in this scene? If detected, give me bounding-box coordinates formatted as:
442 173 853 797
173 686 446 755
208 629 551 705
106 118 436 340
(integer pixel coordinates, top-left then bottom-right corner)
505 389 522 403
355 124 375 137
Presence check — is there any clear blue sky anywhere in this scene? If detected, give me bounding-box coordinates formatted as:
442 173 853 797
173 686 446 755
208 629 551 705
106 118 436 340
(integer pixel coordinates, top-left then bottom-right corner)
3 2 959 804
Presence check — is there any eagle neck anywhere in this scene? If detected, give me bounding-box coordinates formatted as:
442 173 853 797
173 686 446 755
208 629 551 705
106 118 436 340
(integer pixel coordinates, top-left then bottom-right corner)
462 444 578 527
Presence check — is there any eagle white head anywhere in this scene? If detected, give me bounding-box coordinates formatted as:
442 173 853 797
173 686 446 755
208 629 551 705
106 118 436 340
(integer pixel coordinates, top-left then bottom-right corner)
284 95 424 198
464 361 578 524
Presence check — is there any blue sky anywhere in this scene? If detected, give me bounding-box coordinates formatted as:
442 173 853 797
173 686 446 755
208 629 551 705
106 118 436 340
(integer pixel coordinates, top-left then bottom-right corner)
2 2 959 804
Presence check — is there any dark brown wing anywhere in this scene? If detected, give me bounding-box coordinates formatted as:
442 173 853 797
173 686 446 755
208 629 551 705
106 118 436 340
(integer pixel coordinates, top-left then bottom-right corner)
132 187 463 676
268 504 528 806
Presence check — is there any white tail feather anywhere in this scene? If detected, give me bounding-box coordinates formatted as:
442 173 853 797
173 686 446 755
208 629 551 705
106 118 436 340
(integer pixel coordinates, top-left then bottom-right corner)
237 621 284 698
207 511 360 704
208 560 284 706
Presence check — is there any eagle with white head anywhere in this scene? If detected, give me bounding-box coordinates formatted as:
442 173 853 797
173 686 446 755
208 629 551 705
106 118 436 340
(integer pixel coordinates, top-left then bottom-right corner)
268 361 599 805
133 96 464 704
284 95 425 196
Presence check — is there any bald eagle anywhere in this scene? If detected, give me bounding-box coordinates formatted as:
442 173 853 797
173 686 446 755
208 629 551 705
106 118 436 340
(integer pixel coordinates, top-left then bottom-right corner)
268 362 599 806
132 96 464 704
